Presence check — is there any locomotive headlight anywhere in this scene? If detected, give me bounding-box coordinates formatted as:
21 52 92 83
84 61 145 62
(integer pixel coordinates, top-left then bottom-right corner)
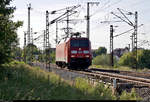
71 55 76 57
71 50 77 54
83 50 89 54
85 55 90 57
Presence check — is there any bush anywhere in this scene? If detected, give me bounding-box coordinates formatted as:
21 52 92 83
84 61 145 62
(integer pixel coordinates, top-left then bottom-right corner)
118 52 136 68
137 50 150 68
50 51 55 63
74 78 116 100
119 50 150 69
92 54 117 66
119 88 142 100
92 54 110 66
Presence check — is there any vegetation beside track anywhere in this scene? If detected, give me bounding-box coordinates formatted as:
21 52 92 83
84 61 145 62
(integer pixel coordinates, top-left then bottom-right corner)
91 65 149 72
92 49 150 72
0 61 141 100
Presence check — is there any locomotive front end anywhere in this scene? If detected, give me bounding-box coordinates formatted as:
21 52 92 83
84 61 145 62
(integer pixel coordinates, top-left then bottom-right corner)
68 38 92 69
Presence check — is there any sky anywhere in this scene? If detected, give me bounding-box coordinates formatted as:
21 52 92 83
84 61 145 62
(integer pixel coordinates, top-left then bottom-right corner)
11 0 150 52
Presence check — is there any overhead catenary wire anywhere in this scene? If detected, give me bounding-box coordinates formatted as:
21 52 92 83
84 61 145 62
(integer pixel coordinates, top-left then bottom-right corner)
23 0 149 51
90 0 123 17
90 0 110 17
113 24 143 38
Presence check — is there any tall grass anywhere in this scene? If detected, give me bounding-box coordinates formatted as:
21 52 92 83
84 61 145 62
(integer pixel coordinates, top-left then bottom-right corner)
119 88 142 100
92 64 149 72
0 61 141 100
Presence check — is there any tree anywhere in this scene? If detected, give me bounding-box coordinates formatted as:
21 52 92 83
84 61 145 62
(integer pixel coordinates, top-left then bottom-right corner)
50 51 55 63
137 50 150 68
0 0 23 64
93 47 107 57
24 44 40 62
119 49 150 69
11 46 23 61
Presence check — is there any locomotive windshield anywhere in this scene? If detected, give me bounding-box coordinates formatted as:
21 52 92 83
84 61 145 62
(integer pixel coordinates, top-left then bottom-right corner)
70 39 89 47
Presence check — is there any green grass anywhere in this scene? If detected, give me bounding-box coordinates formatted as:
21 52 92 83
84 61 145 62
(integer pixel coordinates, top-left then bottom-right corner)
119 88 142 100
91 64 150 72
0 61 141 100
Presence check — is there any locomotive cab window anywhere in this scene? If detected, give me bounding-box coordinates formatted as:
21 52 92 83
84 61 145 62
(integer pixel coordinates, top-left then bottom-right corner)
70 39 89 47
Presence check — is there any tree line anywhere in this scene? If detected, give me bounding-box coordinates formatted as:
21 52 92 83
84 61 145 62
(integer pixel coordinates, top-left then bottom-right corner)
92 47 150 69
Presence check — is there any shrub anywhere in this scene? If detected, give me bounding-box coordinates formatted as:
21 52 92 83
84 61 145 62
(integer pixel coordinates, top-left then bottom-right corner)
92 54 117 66
50 51 55 63
74 78 116 100
118 52 136 68
119 88 142 100
119 49 150 69
137 50 150 68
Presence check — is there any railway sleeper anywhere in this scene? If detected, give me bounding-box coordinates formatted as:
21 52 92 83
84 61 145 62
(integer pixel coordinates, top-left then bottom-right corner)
133 85 149 88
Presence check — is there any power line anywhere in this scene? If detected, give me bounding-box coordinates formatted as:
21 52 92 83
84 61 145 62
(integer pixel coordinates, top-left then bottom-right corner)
50 5 81 43
111 8 140 70
90 0 110 17
90 0 122 17
113 24 143 38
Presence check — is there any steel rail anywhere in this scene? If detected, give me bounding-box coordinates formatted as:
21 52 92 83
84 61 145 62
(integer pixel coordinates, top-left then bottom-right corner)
76 69 150 87
33 63 150 87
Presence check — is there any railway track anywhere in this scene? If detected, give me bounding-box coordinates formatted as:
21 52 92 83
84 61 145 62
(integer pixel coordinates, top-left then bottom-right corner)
32 62 150 100
64 68 150 88
33 62 150 88
88 69 150 87
90 68 150 79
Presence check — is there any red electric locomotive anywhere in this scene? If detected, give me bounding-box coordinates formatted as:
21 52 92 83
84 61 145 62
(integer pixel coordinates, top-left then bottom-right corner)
56 37 92 69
